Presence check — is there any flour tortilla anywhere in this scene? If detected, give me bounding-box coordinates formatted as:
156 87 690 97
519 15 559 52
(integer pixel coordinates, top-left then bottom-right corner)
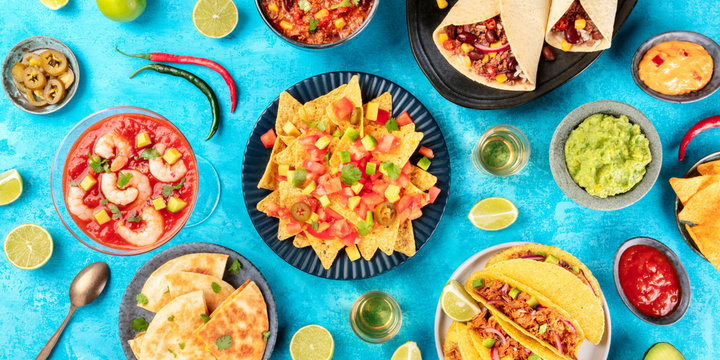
545 0 617 51
165 272 235 313
432 0 550 91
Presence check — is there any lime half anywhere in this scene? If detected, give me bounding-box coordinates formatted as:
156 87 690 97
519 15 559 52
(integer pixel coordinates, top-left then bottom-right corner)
192 0 238 38
391 341 422 360
0 169 23 206
40 0 69 10
290 324 334 360
468 197 518 231
441 280 481 322
4 224 53 270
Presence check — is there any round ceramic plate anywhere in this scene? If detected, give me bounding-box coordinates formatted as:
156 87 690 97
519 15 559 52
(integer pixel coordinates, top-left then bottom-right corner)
434 242 612 359
118 242 278 360
549 100 662 211
631 31 720 103
241 71 450 280
406 0 638 109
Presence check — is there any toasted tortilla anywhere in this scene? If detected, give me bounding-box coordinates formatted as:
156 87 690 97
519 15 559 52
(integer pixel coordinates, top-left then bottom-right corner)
165 272 234 313
258 137 287 190
698 159 720 175
139 253 228 312
275 91 303 145
432 0 550 91
545 0 617 52
687 224 720 273
679 181 720 227
670 176 720 205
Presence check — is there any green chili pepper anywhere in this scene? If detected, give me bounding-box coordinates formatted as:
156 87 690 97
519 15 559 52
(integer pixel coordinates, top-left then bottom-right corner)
129 64 220 140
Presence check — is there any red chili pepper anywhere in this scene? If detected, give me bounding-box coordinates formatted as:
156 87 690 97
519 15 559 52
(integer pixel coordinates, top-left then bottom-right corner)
679 115 720 161
116 46 238 113
555 18 569 31
486 65 497 77
651 54 664 67
443 40 455 51
485 18 496 30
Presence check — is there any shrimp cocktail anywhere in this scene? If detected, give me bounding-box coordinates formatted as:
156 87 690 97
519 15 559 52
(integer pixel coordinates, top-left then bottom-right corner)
62 112 197 251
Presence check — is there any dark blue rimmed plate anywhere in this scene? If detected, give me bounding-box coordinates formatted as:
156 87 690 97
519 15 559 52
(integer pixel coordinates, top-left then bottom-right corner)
241 71 451 280
118 242 278 360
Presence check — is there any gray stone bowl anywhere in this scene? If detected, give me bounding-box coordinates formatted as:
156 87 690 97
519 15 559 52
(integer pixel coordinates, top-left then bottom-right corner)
613 237 691 326
631 31 720 103
549 100 662 211
2 36 80 114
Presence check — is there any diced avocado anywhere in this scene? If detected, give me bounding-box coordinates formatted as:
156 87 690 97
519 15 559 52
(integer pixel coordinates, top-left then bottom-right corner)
365 162 377 175
538 323 547 334
346 245 361 261
345 128 360 141
302 181 316 195
528 355 541 360
384 184 401 203
282 121 301 136
136 132 152 148
290 168 307 187
365 102 379 121
278 164 289 177
643 342 685 360
152 197 167 211
309 212 319 223
508 288 520 299
340 151 351 164
319 195 331 208
315 136 331 150
545 254 559 265
472 278 484 288
333 130 342 138
361 135 377 151
526 296 540 309
366 210 373 225
80 175 97 191
417 156 431 171
572 265 580 273
286 170 294 183
348 196 361 210
94 210 111 225
163 148 182 165
167 197 187 213
535 251 547 257
481 338 496 348
350 183 363 195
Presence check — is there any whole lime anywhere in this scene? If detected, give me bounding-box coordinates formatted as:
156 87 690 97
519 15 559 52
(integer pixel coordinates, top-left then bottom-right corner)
97 0 147 22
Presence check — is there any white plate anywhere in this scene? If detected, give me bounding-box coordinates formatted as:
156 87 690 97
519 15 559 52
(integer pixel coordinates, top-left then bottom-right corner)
434 242 612 360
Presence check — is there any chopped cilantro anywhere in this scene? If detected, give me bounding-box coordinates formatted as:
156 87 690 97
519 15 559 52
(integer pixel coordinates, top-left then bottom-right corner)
179 342 185 350
168 349 177 358
136 293 149 306
309 18 319 34
69 180 78 187
340 164 362 185
117 171 133 189
200 314 211 323
88 154 110 173
131 317 148 332
110 204 122 220
356 220 373 237
168 315 175 322
227 259 243 275
162 177 185 197
211 282 222 294
216 335 232 351
380 161 401 180
298 0 311 11
100 199 109 205
385 117 399 132
263 331 271 342
140 148 161 160
127 214 142 223
330 0 353 9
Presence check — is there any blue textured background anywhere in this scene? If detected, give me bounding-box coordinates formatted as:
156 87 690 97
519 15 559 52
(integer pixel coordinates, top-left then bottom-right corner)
1 0 719 359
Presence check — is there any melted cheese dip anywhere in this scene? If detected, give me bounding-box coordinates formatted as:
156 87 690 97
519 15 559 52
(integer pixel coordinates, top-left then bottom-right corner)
638 40 713 95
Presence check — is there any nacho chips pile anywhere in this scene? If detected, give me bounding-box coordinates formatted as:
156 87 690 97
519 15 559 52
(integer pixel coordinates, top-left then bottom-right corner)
670 159 720 272
257 75 442 269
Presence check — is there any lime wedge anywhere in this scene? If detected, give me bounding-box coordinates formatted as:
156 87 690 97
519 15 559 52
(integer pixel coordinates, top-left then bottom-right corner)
4 224 53 270
441 280 481 322
192 0 238 39
468 197 518 231
40 0 69 10
0 169 23 206
289 324 334 360
391 341 422 360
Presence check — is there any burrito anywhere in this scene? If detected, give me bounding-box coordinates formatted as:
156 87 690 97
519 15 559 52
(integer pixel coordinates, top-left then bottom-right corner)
432 0 550 91
545 0 618 52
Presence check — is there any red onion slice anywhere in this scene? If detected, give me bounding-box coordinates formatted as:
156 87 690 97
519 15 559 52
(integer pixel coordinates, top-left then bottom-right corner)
552 331 564 354
500 283 510 295
580 269 598 296
484 328 507 346
561 319 577 334
486 299 506 305
475 43 510 53
520 254 545 261
535 305 546 311
491 347 500 360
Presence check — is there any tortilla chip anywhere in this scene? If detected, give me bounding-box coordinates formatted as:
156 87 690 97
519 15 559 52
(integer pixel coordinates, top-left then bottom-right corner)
328 132 356 172
258 138 287 190
300 84 347 124
363 92 394 137
394 220 416 257
367 123 423 168
698 160 720 175
410 166 438 191
679 181 720 227
165 272 234 313
306 232 344 270
374 219 402 256
669 176 720 205
688 225 720 273
294 232 310 248
257 191 280 215
326 76 364 136
357 235 379 261
274 138 306 168
278 217 295 241
275 91 303 140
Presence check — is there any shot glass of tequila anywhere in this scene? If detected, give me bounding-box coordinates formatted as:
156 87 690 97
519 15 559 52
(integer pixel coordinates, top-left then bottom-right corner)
472 125 530 176
350 291 402 344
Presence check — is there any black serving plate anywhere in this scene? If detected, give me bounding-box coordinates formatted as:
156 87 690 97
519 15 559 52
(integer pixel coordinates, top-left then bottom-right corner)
406 0 638 109
241 71 450 280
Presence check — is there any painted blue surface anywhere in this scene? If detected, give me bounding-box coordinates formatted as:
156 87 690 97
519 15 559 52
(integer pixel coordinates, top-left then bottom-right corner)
0 0 719 359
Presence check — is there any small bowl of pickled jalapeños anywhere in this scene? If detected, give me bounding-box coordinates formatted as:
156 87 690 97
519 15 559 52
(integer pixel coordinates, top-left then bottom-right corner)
255 0 380 49
2 36 80 115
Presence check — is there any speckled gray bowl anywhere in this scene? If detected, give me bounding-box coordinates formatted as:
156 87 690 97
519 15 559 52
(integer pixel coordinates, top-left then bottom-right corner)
631 31 720 103
549 100 662 211
1 36 79 114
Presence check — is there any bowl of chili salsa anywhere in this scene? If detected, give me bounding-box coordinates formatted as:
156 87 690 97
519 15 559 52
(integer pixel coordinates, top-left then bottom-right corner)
256 0 378 49
51 107 198 256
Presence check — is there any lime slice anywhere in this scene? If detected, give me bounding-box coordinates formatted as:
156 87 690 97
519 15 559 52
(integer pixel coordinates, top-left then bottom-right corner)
441 280 481 322
192 0 238 39
0 169 23 206
40 0 69 10
289 324 334 360
467 197 518 231
391 341 422 360
4 224 53 270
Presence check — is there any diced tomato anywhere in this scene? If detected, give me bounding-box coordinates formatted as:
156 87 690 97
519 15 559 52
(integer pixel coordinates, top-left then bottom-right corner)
376 134 398 153
372 181 389 195
401 162 413 175
362 193 384 209
323 178 342 194
265 202 281 217
485 18 497 30
325 208 343 220
299 134 320 146
396 195 414 215
333 97 354 120
307 227 333 240
408 207 423 220
339 233 357 247
274 174 286 183
336 6 351 13
486 65 497 77
428 186 441 204
343 187 354 197
355 202 368 219
286 221 304 235
307 148 326 162
393 173 410 188
419 146 435 159
442 40 455 51
260 129 276 149
376 109 390 125
349 143 369 161
304 160 326 175
396 111 413 126
331 219 352 237
315 184 327 196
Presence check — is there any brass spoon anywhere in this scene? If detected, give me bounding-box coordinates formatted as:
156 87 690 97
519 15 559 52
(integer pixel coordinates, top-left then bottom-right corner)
36 262 110 360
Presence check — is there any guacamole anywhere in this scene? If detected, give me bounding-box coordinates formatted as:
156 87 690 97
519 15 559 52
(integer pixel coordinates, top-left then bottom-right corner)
565 113 651 198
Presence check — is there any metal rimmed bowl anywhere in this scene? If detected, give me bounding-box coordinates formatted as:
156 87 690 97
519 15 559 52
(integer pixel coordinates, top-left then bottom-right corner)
631 31 720 103
2 36 80 114
613 237 691 326
254 0 379 50
674 151 720 260
549 100 662 211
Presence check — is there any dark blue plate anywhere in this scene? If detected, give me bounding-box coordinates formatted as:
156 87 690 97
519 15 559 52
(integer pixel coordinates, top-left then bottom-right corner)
241 71 451 280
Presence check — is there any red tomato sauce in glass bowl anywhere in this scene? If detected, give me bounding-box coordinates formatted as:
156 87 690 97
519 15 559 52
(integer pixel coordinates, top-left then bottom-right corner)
62 113 197 250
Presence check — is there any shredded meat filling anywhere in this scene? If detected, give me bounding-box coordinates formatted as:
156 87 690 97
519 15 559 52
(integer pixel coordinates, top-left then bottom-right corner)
469 309 534 360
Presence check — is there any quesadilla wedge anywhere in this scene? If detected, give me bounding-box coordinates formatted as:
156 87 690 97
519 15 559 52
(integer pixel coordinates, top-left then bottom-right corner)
545 0 617 52
165 272 235 313
432 0 550 91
